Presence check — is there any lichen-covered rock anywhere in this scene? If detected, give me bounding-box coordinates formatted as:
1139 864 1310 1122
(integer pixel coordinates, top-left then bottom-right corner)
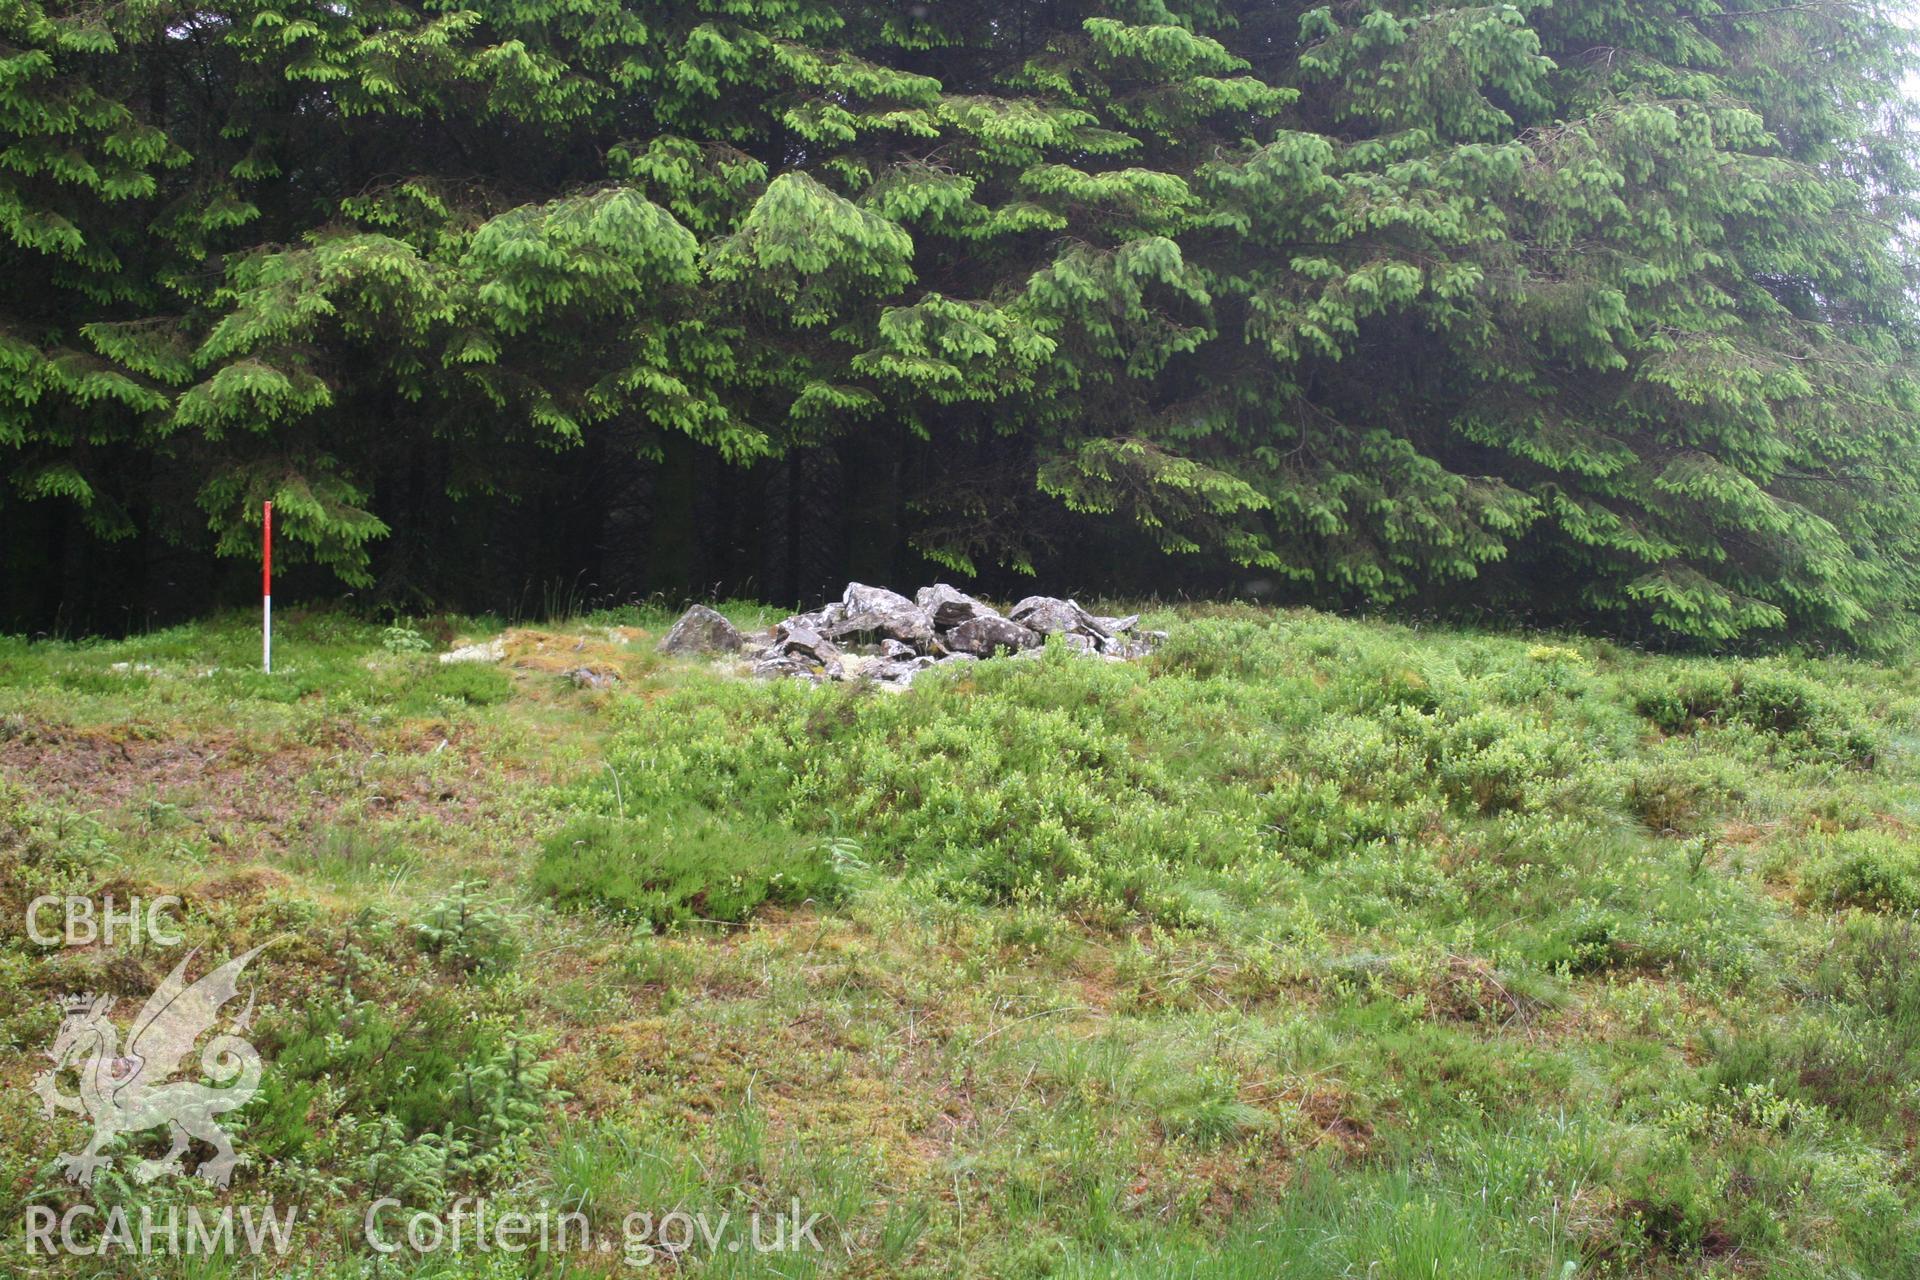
753 652 831 682
832 583 935 646
865 654 937 686
775 624 841 664
916 583 996 628
944 615 1041 657
755 632 845 679
776 608 840 640
1008 596 1110 642
738 584 1154 684
1101 630 1167 660
658 605 746 655
440 637 507 664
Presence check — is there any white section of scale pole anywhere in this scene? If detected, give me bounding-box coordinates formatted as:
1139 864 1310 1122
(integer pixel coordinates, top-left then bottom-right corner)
262 499 273 674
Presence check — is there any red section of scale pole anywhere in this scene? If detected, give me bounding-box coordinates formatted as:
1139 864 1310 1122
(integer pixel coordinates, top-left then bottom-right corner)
262 501 273 673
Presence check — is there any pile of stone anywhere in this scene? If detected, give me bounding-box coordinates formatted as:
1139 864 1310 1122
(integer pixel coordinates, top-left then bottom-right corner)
658 584 1164 688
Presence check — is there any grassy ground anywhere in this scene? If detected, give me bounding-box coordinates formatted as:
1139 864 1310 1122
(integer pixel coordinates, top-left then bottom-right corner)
1 603 1917 1278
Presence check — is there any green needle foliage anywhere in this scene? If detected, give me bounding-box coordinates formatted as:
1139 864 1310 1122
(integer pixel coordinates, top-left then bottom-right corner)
3 0 1917 643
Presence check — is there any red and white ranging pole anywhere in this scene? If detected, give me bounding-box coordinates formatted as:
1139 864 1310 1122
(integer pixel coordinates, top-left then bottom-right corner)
262 500 273 674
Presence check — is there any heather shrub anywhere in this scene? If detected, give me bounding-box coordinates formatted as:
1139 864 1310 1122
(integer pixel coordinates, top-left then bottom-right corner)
1637 661 1876 765
535 809 837 929
1804 831 1920 911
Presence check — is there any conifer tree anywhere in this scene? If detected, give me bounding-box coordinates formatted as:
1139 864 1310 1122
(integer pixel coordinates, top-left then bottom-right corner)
3 0 1915 643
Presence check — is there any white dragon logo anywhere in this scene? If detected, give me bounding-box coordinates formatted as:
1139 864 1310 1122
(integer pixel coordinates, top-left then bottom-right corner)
33 945 267 1188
